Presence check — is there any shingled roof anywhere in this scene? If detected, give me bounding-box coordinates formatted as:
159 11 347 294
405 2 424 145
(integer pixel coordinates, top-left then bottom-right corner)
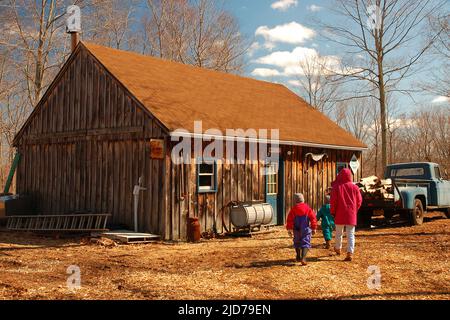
83 42 366 150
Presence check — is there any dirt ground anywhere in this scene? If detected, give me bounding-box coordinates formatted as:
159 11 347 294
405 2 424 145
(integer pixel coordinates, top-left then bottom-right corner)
0 212 449 300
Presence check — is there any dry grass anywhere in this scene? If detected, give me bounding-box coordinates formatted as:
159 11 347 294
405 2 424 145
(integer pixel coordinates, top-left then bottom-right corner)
0 213 449 300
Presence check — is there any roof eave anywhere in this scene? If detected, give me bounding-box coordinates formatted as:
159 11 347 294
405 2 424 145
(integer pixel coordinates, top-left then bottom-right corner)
169 132 368 151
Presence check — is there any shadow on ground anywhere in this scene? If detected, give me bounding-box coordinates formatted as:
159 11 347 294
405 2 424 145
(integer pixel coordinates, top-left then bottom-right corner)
0 230 86 251
335 291 450 300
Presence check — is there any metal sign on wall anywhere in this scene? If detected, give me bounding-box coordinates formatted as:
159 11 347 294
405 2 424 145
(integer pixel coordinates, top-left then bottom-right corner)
349 154 360 175
150 139 165 159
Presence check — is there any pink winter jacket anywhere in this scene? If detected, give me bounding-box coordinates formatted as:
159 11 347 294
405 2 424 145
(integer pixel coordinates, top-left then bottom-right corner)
330 168 362 226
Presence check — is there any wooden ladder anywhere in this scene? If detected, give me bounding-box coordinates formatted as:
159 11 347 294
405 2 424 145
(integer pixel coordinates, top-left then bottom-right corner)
6 214 110 232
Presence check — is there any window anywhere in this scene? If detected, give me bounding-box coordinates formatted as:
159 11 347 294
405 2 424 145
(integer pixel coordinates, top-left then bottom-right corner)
197 160 217 193
391 168 425 178
434 166 441 179
336 162 348 175
266 163 278 195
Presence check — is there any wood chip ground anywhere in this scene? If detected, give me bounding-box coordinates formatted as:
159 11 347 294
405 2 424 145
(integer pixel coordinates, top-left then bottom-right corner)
0 212 448 300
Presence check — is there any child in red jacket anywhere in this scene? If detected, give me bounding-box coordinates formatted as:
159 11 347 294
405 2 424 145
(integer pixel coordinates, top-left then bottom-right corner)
286 193 317 265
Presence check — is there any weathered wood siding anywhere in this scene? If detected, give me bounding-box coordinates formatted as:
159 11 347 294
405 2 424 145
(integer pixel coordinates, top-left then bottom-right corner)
15 47 168 236
165 141 362 241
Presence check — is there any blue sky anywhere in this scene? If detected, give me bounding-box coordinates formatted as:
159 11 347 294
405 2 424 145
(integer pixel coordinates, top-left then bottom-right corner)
223 0 450 114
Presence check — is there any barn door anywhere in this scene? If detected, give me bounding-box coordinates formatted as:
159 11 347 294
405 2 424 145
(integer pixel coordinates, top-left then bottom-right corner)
265 159 284 225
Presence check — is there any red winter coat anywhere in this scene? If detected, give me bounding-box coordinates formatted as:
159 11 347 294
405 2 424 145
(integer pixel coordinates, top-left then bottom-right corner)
330 168 362 226
286 203 317 231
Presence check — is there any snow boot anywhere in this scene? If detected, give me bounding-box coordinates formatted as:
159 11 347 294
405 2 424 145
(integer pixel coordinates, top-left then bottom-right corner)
301 248 309 266
295 248 302 262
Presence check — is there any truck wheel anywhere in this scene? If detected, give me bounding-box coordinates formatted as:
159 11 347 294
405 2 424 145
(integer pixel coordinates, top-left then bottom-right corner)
384 212 394 222
410 199 424 226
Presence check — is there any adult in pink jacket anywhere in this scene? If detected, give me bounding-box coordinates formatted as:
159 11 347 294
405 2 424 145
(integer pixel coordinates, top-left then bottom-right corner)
330 168 362 261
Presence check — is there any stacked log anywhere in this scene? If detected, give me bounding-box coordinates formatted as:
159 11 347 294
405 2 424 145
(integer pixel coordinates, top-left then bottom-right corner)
357 176 394 200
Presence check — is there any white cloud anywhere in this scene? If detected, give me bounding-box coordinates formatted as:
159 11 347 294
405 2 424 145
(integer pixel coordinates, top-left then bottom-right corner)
255 47 342 76
432 96 450 104
271 0 298 11
252 46 362 80
255 22 316 48
307 4 322 12
251 68 282 77
255 48 315 68
288 80 302 86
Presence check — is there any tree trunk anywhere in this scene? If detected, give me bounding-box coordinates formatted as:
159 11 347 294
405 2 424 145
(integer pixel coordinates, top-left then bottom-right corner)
375 29 388 170
34 40 44 104
379 83 388 169
34 1 46 105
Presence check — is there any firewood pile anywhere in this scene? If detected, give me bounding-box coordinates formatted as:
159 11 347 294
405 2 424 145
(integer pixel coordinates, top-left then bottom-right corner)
357 176 394 200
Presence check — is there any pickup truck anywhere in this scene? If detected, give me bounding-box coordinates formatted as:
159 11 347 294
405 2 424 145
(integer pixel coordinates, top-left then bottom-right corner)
358 162 450 227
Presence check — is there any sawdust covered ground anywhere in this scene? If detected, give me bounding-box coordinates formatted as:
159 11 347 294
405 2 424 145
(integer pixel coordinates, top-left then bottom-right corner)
0 212 449 300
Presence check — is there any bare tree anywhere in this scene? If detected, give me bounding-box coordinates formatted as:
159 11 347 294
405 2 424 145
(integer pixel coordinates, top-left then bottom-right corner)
143 0 248 73
295 52 341 115
335 97 373 142
142 0 192 60
389 106 450 175
83 0 138 50
366 105 382 176
432 108 450 173
0 88 30 158
1 0 85 107
386 98 402 164
0 11 16 102
420 13 449 99
318 0 446 170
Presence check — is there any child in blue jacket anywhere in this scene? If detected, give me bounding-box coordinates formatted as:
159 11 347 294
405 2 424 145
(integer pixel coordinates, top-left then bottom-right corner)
316 195 335 249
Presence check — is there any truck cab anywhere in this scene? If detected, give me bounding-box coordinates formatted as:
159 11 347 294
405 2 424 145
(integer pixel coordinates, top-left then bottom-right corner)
386 162 450 208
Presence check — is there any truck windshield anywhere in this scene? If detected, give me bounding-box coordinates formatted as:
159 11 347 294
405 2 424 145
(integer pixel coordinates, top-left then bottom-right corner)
390 167 425 178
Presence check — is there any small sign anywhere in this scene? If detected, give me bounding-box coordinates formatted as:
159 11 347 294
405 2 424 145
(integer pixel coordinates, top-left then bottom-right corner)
150 139 165 159
349 154 360 175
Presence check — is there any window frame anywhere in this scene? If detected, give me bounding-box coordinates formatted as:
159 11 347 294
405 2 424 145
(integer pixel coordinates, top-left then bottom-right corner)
266 162 278 195
434 166 442 179
197 158 218 194
336 162 349 175
391 167 425 178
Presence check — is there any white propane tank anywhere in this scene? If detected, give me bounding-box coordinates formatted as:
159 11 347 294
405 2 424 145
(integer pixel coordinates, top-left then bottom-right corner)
230 203 274 228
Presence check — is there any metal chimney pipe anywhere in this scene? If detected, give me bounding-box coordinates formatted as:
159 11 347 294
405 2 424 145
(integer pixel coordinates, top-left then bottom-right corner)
70 32 80 52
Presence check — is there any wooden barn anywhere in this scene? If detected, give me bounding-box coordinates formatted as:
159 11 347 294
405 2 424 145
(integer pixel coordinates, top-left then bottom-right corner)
12 42 366 241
